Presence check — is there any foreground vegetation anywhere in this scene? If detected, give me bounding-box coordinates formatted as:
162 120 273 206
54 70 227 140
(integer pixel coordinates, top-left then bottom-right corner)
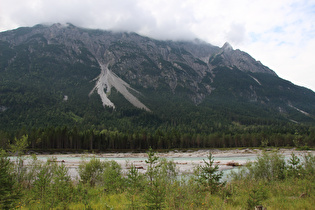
1 136 314 209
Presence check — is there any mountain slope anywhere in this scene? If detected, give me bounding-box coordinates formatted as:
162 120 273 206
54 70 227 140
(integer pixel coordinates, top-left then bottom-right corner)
0 23 314 132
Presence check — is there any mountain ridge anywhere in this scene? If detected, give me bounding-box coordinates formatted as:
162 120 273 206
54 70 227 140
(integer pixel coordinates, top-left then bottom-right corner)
0 23 314 132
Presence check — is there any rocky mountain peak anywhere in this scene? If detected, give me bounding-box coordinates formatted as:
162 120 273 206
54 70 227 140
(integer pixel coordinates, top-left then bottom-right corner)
222 42 233 51
207 41 277 76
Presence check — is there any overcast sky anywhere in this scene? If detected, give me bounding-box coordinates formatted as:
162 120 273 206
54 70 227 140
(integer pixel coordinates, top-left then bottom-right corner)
1 0 314 91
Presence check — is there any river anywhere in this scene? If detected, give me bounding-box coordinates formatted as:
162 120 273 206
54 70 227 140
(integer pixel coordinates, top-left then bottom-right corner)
10 148 314 181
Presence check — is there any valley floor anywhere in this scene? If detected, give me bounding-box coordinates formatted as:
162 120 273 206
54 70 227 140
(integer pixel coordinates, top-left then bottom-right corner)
20 148 315 178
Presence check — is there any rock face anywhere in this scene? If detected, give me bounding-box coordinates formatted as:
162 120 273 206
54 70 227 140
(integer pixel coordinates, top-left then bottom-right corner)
0 23 314 127
0 23 276 105
88 62 150 111
209 42 277 75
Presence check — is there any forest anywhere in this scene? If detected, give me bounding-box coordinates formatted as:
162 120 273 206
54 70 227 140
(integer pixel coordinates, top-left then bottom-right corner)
1 122 314 152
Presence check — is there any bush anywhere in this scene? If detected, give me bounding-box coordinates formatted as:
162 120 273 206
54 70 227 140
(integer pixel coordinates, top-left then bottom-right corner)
0 136 28 209
51 163 74 207
287 153 302 178
32 160 54 204
78 157 105 187
302 152 315 177
247 184 268 209
0 152 19 209
126 163 145 209
30 157 73 208
144 148 165 209
103 160 124 192
194 152 224 193
246 151 286 181
144 148 178 209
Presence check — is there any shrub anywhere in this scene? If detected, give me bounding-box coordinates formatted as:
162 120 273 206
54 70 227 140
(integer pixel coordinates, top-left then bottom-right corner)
0 152 19 209
287 153 302 178
51 163 74 207
157 158 177 182
246 151 286 181
10 135 29 185
247 184 268 209
103 160 124 192
126 163 145 209
78 157 105 187
144 148 178 209
302 152 315 177
31 158 59 208
194 152 224 194
126 163 144 191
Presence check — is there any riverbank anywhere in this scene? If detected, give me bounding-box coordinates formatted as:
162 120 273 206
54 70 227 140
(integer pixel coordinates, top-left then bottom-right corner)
17 148 314 178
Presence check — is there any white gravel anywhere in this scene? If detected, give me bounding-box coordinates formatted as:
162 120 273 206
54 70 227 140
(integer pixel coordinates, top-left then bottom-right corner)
18 148 314 179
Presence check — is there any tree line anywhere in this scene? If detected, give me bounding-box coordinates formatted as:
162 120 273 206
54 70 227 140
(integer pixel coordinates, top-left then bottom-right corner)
1 124 314 151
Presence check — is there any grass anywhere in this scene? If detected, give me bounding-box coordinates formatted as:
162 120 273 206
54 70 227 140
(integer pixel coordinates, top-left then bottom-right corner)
14 178 314 209
15 174 314 209
3 147 315 209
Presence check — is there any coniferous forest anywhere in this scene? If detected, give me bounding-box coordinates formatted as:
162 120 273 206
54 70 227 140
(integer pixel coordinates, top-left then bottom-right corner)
1 122 315 152
1 89 315 151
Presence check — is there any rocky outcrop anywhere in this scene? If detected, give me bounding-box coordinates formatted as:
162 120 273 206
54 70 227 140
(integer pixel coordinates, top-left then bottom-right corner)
209 42 277 76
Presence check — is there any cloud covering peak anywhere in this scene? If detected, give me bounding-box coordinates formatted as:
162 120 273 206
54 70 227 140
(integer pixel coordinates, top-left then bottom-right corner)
1 0 315 91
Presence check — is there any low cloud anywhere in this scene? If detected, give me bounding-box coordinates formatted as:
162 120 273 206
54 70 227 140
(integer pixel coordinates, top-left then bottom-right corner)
225 23 246 45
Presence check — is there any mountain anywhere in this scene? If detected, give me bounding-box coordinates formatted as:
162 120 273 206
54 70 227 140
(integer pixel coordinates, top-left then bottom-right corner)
0 23 315 133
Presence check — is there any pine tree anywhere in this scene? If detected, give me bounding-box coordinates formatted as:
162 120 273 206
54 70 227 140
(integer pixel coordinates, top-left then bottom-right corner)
194 152 224 194
0 152 19 209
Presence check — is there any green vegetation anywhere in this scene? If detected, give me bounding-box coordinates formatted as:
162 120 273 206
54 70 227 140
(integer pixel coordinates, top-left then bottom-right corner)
0 152 20 209
1 137 314 209
2 58 314 151
1 122 314 152
194 152 224 194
